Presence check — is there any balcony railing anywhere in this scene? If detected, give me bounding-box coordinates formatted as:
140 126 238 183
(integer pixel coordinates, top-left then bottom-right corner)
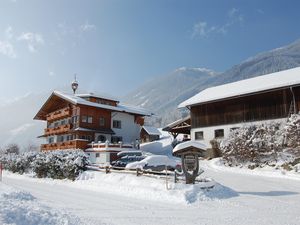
44 124 72 136
46 107 71 122
87 142 134 149
41 139 89 151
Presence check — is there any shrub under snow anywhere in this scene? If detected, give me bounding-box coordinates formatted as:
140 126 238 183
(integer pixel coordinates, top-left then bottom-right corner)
220 114 300 172
0 150 89 180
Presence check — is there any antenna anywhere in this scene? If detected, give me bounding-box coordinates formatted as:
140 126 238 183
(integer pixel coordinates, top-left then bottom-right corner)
71 74 79 94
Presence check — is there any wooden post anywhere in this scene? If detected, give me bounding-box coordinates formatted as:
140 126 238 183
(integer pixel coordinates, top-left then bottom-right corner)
165 164 168 190
0 163 2 182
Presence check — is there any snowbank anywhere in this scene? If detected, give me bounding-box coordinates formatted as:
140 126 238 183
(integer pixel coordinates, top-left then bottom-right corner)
0 183 81 225
74 171 238 204
3 170 238 205
140 129 174 156
202 158 300 181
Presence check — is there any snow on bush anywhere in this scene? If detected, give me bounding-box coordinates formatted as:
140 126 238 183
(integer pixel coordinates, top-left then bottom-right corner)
220 114 300 172
0 150 89 180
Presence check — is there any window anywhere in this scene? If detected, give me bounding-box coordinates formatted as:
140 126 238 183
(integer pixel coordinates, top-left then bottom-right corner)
82 115 93 124
72 116 79 125
99 117 105 126
230 127 240 132
48 137 54 144
58 136 64 142
113 120 121 129
195 131 204 140
111 136 122 143
96 153 100 158
214 129 224 139
80 135 92 141
82 115 87 123
66 135 73 141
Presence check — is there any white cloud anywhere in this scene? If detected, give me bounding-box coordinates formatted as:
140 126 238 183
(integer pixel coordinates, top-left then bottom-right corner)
191 8 244 39
17 32 44 52
5 26 14 39
80 21 96 32
192 22 208 38
0 40 16 58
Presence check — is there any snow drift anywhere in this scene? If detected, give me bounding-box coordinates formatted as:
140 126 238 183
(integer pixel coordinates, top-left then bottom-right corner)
0 183 81 225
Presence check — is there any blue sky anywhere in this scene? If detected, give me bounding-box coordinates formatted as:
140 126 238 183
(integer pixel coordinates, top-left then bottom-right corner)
1 0 300 103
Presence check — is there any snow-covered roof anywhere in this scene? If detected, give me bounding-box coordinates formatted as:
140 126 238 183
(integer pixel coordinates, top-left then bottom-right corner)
179 67 300 108
76 93 119 102
53 91 151 116
142 126 161 136
163 116 190 130
74 127 115 134
173 141 207 154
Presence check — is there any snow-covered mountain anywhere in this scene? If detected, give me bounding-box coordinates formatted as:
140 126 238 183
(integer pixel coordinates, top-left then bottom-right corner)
123 67 220 126
0 92 49 150
124 38 300 126
210 39 300 87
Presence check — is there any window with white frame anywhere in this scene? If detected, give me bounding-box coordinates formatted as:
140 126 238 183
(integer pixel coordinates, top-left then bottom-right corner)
82 115 93 124
195 131 204 140
214 129 224 138
113 120 121 129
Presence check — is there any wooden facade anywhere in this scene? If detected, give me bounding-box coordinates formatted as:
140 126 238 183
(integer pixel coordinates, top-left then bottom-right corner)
35 92 147 152
191 86 300 128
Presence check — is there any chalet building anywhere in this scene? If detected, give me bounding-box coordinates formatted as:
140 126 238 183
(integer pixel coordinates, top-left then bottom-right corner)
140 126 161 143
179 67 300 148
34 87 151 164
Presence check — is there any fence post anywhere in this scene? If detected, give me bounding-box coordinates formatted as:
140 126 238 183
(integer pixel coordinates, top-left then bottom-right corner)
0 163 2 182
165 164 169 190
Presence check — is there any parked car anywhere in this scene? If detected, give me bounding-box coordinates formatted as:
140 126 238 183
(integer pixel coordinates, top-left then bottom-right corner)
125 155 181 171
111 151 145 168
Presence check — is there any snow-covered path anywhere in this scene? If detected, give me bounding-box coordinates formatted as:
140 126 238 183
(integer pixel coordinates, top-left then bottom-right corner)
2 163 300 225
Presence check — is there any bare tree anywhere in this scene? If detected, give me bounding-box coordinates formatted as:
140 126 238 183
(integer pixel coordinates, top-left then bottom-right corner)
5 143 20 154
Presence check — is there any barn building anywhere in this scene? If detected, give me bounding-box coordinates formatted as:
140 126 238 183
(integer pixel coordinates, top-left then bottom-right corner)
179 67 300 148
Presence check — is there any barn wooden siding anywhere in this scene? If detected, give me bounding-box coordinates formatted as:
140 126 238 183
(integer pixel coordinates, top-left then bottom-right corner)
191 86 300 128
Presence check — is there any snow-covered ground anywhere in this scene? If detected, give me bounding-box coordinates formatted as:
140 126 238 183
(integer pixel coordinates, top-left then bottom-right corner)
0 183 82 225
2 160 300 225
140 130 174 156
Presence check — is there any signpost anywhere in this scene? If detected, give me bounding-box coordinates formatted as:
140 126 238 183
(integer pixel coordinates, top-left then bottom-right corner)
173 141 207 184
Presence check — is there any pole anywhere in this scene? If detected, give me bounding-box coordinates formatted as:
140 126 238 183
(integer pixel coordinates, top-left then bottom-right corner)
0 163 2 182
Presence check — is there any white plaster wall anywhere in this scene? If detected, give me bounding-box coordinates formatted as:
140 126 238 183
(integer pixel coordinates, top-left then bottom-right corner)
86 152 110 164
111 112 141 144
191 118 287 148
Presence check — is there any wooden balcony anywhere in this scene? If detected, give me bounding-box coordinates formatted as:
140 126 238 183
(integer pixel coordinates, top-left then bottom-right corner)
44 124 72 136
46 107 71 122
41 140 89 151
